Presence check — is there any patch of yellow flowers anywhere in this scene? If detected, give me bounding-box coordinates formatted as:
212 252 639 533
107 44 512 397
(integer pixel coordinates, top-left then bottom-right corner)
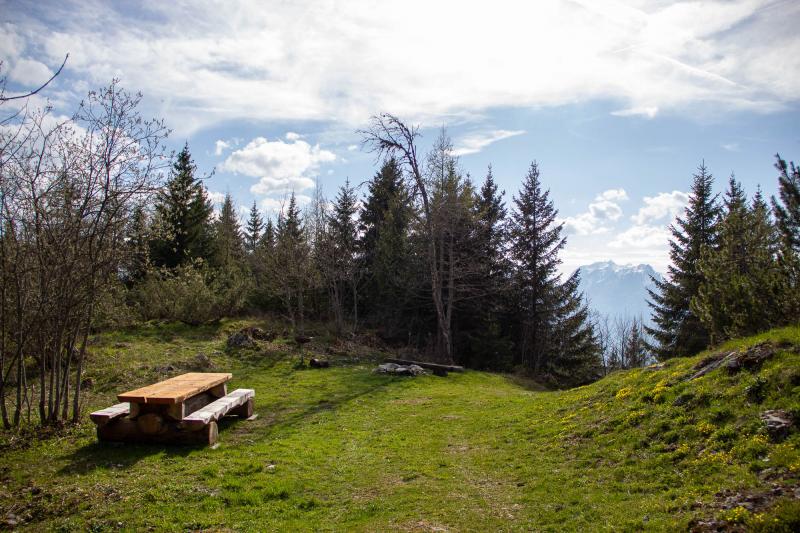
696 421 716 436
694 449 733 465
720 506 750 524
615 387 633 400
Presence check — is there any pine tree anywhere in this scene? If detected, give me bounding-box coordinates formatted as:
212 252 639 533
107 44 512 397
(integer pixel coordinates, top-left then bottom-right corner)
509 162 599 382
771 154 800 321
124 205 150 285
271 193 312 331
772 155 800 253
244 201 264 254
647 162 720 359
260 219 275 251
212 193 246 269
694 180 782 341
622 318 646 368
358 158 412 329
150 143 213 268
458 166 513 369
320 180 361 332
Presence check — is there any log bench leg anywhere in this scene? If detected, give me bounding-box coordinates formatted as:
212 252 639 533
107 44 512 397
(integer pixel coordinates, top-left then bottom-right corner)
230 397 254 418
97 418 218 446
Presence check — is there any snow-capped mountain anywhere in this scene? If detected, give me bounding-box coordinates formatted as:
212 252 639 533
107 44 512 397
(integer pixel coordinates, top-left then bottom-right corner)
575 261 663 325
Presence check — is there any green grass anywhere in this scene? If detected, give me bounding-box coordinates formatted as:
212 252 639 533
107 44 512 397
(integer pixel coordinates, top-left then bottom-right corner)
1 320 798 531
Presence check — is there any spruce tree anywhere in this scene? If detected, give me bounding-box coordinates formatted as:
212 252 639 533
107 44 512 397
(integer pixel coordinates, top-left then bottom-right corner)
212 193 246 269
622 318 646 368
260 219 275 251
358 158 412 329
647 163 720 359
150 143 213 268
693 180 780 341
322 180 360 332
772 155 800 252
459 166 513 369
271 193 312 330
124 205 150 285
771 154 800 321
509 162 599 383
244 201 264 254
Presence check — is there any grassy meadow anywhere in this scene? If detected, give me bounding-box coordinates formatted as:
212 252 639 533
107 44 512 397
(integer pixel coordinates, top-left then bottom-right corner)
1 319 799 531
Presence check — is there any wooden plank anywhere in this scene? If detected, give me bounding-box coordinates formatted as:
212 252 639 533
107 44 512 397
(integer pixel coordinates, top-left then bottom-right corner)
384 358 464 372
181 389 254 430
90 403 130 426
117 372 232 404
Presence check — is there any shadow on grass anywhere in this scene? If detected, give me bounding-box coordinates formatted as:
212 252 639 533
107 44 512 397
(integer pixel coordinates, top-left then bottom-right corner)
57 435 209 476
231 374 408 440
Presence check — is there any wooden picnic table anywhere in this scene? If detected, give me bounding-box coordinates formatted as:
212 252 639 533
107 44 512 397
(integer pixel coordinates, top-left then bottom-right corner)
90 372 254 446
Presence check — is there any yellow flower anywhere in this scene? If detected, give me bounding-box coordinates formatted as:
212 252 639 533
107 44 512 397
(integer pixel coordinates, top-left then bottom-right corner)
696 422 716 436
615 387 633 400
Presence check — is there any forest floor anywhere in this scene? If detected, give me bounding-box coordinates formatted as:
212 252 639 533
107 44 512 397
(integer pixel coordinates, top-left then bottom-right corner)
0 319 799 531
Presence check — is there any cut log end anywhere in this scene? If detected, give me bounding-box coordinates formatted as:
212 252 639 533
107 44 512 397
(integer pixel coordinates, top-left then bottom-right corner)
136 413 166 435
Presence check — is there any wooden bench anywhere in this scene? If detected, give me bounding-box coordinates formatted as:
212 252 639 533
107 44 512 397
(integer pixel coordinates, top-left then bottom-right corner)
90 373 255 445
182 389 254 430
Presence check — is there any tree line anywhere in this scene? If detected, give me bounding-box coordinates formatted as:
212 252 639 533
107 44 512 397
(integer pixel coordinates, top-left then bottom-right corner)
647 160 800 358
2 74 798 428
122 118 602 387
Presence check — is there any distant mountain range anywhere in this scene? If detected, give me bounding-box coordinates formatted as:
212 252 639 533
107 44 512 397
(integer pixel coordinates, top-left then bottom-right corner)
575 261 663 325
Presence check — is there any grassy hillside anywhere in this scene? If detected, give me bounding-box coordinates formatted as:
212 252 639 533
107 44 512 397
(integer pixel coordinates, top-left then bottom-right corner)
1 320 798 531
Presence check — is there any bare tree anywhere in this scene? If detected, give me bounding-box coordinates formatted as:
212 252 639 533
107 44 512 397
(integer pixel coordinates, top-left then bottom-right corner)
361 114 456 363
0 80 169 426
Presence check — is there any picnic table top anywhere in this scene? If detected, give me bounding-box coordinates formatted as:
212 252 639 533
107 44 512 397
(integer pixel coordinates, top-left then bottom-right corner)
117 372 232 405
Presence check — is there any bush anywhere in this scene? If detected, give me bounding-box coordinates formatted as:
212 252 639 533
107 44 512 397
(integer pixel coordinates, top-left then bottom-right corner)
132 261 250 325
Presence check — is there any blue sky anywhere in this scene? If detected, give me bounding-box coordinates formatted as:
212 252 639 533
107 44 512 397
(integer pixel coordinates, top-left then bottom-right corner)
2 0 799 273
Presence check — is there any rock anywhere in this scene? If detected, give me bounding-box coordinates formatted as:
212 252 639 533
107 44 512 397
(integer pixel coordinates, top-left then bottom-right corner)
241 327 275 341
191 353 215 369
688 351 737 380
726 343 776 373
227 331 257 349
294 334 312 345
688 343 778 381
374 363 427 376
375 363 400 374
407 364 426 376
309 358 330 368
761 409 793 441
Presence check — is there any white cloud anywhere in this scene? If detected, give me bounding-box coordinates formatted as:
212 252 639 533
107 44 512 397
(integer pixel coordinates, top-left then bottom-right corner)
452 129 526 156
596 188 628 202
721 142 740 151
9 58 53 87
346 144 358 152
611 106 659 119
610 224 670 250
214 140 231 156
562 188 628 235
285 132 301 141
631 190 689 225
207 191 226 204
220 136 336 196
3 0 795 134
